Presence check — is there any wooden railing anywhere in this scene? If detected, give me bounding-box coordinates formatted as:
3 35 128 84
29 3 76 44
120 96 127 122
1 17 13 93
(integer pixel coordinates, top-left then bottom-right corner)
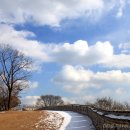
42 104 130 130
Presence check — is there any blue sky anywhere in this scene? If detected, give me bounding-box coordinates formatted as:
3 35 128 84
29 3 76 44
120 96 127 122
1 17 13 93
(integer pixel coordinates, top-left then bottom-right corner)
0 0 130 105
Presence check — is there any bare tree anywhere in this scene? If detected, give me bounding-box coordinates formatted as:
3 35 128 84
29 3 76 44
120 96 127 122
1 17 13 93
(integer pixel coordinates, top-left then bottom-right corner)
0 84 21 111
36 95 64 108
92 97 130 111
0 45 32 110
112 101 124 110
124 102 130 110
0 85 8 110
94 97 113 110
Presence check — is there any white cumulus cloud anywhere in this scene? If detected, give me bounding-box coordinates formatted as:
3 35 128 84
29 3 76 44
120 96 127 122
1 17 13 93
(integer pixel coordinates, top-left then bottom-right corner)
119 42 130 54
0 0 106 26
49 40 114 65
62 95 96 104
0 24 49 62
22 96 40 105
53 65 130 93
1 24 130 68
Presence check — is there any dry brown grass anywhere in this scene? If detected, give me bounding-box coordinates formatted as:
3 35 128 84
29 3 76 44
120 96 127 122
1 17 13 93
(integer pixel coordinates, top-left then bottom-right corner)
0 110 64 130
0 110 45 130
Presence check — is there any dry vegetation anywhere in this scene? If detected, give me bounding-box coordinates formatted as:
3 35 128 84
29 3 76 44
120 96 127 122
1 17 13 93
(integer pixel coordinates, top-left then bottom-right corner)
0 110 63 130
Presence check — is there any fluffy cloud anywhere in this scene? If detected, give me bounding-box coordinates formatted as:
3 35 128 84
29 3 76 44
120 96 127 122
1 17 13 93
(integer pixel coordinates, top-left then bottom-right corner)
83 95 96 103
62 95 95 104
22 96 40 105
116 0 126 17
49 40 114 65
115 87 125 95
119 42 130 54
1 24 130 68
0 24 115 66
1 0 128 26
48 40 130 68
0 24 49 62
105 54 130 68
53 65 130 93
23 81 39 93
28 81 39 89
62 97 77 104
0 0 106 26
22 95 95 105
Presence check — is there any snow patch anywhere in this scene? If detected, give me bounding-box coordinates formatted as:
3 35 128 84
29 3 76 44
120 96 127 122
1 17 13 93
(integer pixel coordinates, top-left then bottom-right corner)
35 111 63 130
106 114 130 120
56 111 71 130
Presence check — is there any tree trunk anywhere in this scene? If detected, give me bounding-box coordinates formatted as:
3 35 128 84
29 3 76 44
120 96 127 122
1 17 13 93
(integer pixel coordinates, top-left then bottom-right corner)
7 91 11 110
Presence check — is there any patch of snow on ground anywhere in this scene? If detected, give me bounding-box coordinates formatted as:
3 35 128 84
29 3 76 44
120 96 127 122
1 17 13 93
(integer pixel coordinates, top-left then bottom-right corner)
56 111 72 130
35 111 63 130
106 114 130 120
91 108 130 120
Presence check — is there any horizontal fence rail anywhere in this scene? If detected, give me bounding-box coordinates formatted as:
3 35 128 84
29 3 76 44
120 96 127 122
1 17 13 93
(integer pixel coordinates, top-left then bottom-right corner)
42 105 130 130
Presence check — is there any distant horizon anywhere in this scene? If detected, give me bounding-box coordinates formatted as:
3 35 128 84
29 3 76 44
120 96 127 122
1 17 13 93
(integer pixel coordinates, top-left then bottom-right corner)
0 0 130 105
